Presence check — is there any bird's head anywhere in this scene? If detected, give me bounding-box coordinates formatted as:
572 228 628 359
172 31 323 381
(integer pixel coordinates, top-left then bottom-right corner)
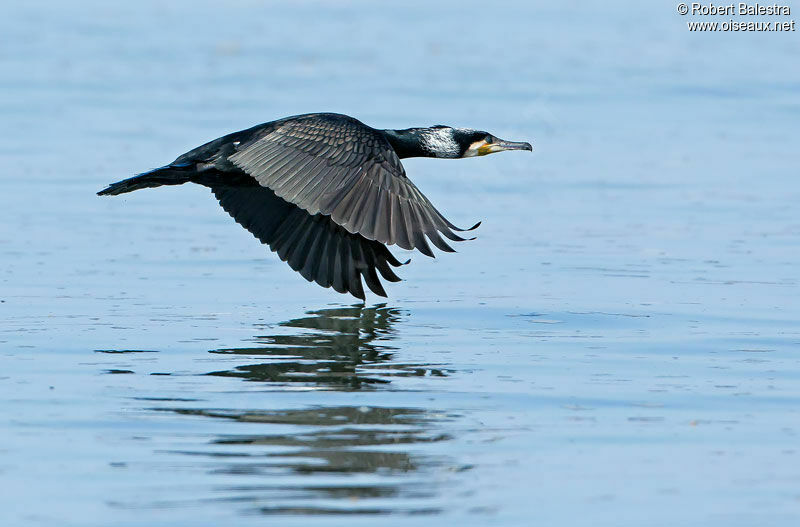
457 129 533 158
419 126 533 158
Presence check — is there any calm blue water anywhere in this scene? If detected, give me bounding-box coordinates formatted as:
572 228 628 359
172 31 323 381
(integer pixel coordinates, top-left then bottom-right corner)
2 1 799 525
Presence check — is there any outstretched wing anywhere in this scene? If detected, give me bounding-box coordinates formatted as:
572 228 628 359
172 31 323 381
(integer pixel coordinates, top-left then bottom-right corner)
227 113 476 257
210 181 405 300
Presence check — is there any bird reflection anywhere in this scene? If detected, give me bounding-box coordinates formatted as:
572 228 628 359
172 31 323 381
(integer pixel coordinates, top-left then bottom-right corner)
161 405 459 515
140 306 463 515
206 305 447 389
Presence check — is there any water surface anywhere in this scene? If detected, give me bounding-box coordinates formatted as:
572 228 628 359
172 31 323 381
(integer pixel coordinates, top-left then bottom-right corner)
1 1 799 525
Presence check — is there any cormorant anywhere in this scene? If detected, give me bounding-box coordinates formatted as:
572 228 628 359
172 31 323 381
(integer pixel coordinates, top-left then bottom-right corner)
98 113 532 299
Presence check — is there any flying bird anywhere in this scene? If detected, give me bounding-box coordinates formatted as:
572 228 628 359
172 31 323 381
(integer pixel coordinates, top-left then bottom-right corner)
98 113 532 299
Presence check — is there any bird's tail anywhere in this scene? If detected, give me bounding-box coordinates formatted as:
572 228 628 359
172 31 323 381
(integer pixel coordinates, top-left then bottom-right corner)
97 164 194 196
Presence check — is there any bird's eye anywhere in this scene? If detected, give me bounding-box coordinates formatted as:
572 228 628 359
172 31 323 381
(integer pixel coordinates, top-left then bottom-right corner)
484 135 493 144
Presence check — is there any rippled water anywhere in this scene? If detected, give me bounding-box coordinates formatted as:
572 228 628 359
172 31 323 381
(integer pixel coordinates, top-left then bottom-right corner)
2 1 800 525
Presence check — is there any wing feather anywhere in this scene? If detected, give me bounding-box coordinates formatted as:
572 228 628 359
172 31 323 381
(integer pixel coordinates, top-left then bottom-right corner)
299 220 326 282
346 239 365 300
331 236 347 295
397 200 415 251
210 179 403 299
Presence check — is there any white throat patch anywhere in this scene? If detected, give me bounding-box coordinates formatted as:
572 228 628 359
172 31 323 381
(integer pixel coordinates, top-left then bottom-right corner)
462 139 487 157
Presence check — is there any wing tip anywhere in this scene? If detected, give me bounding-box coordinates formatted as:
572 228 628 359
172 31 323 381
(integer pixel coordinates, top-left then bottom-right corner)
448 220 482 232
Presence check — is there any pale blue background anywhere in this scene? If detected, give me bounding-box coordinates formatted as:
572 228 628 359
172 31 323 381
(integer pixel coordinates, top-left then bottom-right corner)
1 1 799 525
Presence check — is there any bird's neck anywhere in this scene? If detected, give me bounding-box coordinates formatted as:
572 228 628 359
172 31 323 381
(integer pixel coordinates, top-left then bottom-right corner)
381 128 460 159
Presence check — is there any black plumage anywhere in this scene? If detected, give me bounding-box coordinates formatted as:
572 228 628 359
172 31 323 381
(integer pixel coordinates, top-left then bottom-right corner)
98 113 532 299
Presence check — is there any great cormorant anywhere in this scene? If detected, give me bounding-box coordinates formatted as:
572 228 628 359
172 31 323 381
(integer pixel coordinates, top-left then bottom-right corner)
98 113 532 299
